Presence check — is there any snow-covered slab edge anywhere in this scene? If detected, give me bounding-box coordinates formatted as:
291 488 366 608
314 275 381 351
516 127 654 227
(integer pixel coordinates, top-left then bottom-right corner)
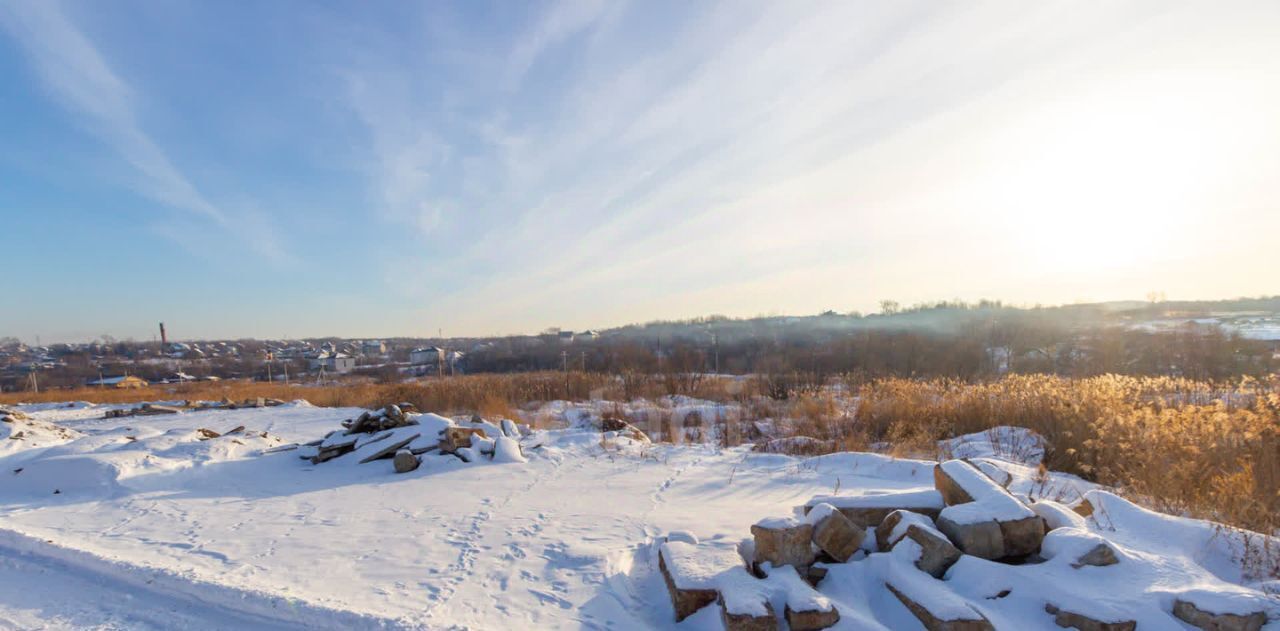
0 527 411 630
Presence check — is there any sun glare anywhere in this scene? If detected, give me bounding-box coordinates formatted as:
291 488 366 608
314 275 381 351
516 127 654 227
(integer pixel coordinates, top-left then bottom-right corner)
983 75 1264 275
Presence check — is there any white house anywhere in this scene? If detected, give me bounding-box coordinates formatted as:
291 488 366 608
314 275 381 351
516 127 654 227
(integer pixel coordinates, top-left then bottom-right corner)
309 351 355 374
410 347 444 366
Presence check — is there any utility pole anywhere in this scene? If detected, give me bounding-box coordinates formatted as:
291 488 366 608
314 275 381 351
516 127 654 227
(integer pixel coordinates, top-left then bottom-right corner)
712 332 719 374
561 350 568 373
28 371 38 393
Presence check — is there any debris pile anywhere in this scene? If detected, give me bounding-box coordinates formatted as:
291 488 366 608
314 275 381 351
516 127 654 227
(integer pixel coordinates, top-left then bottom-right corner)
103 398 288 419
1 407 81 450
283 405 536 470
658 458 1275 630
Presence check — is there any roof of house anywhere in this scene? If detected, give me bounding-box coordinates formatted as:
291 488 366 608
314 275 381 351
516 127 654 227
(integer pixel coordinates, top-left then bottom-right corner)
86 375 145 386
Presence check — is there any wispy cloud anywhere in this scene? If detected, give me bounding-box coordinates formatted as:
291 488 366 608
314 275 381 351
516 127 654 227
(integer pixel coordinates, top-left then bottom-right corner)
337 0 1280 335
0 1 298 266
1 1 225 223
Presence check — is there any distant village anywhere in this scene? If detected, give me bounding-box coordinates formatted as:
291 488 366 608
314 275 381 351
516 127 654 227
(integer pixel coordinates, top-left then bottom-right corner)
0 325 603 392
4 297 1280 393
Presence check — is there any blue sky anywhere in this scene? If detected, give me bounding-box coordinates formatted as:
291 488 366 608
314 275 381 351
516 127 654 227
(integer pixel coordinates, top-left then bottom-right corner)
2 1 1278 343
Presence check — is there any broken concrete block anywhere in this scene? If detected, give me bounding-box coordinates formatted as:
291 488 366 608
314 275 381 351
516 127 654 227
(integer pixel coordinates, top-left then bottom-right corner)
357 431 420 464
1172 599 1266 631
893 524 962 579
716 569 776 631
809 505 863 562
658 541 742 621
997 514 1047 558
934 463 977 506
1073 543 1119 568
804 489 943 528
970 459 1013 488
886 582 994 631
439 427 486 453
1040 528 1122 570
393 449 419 473
751 517 815 569
936 516 1005 560
806 564 828 586
787 604 839 631
877 509 936 551
934 460 1044 558
1044 603 1135 631
501 418 519 438
1032 499 1088 531
761 564 838 630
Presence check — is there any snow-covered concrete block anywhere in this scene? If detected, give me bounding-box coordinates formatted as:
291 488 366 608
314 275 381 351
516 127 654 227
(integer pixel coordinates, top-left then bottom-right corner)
786 604 838 631
876 509 936 551
500 418 519 438
1044 603 1135 631
761 564 838 630
806 503 863 563
356 430 420 464
970 459 1012 488
751 517 815 569
891 524 961 579
936 515 1005 561
1172 598 1267 631
491 436 526 463
716 575 776 631
804 488 943 528
1031 499 1088 531
658 541 742 621
934 460 1017 507
996 513 1047 558
1073 543 1118 568
1040 528 1121 569
934 460 1045 558
885 579 993 631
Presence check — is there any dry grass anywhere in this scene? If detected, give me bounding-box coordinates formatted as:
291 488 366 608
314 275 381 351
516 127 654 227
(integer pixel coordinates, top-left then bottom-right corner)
851 374 1280 537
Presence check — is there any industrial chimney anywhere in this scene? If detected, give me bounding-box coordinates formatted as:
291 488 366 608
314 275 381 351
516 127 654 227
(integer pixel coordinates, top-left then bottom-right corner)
159 322 168 346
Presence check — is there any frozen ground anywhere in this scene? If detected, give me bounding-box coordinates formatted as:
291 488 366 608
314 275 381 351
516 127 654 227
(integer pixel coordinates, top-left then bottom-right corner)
0 402 1275 630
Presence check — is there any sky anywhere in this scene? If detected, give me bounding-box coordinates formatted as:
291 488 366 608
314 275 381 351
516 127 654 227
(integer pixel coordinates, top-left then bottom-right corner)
2 0 1278 343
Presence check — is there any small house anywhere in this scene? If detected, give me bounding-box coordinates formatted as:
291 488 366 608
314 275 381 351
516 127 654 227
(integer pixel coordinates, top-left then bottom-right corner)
86 375 148 389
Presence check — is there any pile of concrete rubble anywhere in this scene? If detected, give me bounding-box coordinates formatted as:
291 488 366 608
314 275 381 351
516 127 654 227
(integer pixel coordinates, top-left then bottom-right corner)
104 397 288 419
287 404 536 473
658 458 1269 631
1 407 80 447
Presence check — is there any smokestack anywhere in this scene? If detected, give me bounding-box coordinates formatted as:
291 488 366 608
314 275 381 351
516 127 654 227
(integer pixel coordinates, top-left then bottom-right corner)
159 322 168 345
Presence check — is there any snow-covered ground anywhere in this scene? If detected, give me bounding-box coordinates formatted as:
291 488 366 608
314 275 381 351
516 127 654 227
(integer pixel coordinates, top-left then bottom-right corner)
0 402 1275 629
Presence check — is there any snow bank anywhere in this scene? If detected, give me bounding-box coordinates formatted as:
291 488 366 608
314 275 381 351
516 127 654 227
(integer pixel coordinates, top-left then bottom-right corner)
940 426 1046 465
492 436 527 463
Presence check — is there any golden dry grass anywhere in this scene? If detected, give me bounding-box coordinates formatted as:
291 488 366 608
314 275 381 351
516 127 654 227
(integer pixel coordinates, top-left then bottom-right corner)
852 374 1280 536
